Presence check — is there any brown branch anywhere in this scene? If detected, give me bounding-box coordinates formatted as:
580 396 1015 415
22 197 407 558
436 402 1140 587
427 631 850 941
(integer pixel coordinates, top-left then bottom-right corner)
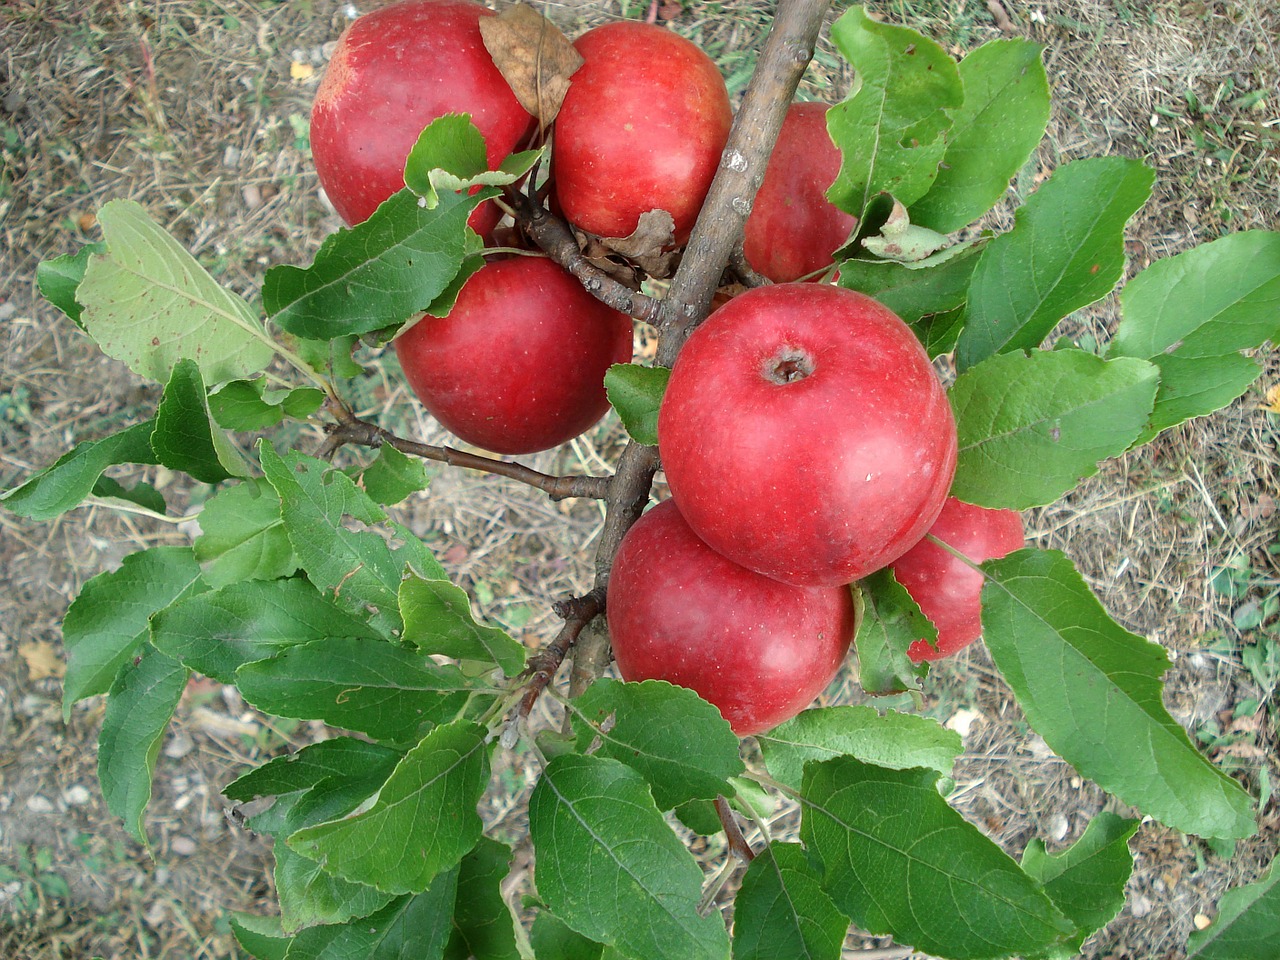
511 189 663 325
320 401 610 501
567 0 832 698
716 795 756 862
729 242 773 289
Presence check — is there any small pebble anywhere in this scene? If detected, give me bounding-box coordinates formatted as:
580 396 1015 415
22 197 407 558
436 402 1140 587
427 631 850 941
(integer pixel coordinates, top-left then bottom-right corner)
62 785 92 807
25 794 55 814
171 836 198 856
1194 913 1213 930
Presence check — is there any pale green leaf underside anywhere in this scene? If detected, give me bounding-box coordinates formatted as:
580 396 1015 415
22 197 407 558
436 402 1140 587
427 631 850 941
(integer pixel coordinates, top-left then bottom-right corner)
191 478 298 589
982 548 1256 839
399 573 526 676
1187 858 1280 959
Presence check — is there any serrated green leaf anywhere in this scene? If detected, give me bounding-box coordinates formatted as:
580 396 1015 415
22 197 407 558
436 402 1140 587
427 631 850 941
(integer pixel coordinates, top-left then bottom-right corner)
826 7 963 217
837 240 982 330
444 837 519 960
399 573 525 676
283 880 459 960
801 757 1073 959
910 40 1050 233
152 358 251 482
402 113 543 208
955 158 1154 370
853 569 930 697
604 364 669 446
529 753 731 960
757 705 962 789
361 444 431 506
90 475 167 514
949 348 1159 509
98 644 189 844
192 478 298 589
62 545 205 720
982 548 1257 839
569 679 744 810
78 199 276 384
295 334 365 380
37 242 106 329
236 636 477 744
732 843 848 960
1 419 158 521
225 736 401 806
287 720 489 895
230 914 292 960
152 577 379 684
1187 858 1280 959
1108 230 1280 442
1022 812 1139 952
263 189 481 341
209 378 326 431
530 910 605 960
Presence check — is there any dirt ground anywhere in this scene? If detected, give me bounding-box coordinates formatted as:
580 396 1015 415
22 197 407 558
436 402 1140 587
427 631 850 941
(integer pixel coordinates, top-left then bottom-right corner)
1 0 1278 958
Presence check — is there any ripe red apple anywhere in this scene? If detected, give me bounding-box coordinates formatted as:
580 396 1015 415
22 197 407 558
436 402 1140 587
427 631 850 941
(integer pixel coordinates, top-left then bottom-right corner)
607 499 856 736
742 101 857 282
657 284 957 587
394 256 634 455
891 497 1026 663
310 0 534 232
552 20 733 244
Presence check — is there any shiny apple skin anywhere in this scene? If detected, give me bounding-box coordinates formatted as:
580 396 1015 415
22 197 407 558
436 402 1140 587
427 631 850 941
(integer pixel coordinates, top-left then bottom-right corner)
742 101 857 283
310 0 534 231
394 257 634 455
607 500 856 736
892 497 1026 663
657 283 957 587
552 20 732 244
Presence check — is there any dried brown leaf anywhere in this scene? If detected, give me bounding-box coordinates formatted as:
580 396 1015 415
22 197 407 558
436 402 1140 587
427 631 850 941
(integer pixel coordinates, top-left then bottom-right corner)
19 640 65 681
593 209 680 278
480 3 583 129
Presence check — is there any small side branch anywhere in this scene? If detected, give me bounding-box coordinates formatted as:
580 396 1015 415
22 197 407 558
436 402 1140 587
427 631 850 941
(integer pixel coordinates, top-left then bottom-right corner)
320 402 610 501
715 795 756 863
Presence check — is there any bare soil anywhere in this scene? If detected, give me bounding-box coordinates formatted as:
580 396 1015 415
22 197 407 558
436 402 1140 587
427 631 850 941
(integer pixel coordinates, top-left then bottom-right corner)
1 1 1277 958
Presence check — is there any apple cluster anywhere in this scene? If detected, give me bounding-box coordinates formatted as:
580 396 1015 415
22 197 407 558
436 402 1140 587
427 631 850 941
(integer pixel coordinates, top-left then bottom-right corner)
310 0 1024 736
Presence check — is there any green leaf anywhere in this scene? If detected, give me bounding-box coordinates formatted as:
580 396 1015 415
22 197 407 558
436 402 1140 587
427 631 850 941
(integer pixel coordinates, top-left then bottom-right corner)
97 644 190 844
258 442 418 631
287 720 489 895
152 359 250 483
732 843 848 960
853 569 929 696
955 157 1155 370
230 914 292 960
1187 858 1280 959
78 199 276 384
36 242 106 328
402 113 544 208
91 476 167 514
801 757 1073 959
0 419 158 521
225 736 400 805
208 378 325 430
192 478 298 589
263 189 481 341
604 364 669 446
529 753 731 960
236 636 476 744
444 837 519 960
530 911 605 960
151 577 379 684
1108 230 1280 441
910 40 1050 233
361 444 431 506
825 7 963 216
837 241 982 329
949 348 1160 509
1022 812 1139 951
757 705 962 789
62 545 205 720
568 679 745 810
982 548 1257 839
283 881 460 960
399 573 526 676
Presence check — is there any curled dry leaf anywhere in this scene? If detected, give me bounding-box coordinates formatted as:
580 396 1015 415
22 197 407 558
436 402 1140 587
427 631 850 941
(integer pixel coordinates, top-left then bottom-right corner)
586 208 680 279
480 3 583 129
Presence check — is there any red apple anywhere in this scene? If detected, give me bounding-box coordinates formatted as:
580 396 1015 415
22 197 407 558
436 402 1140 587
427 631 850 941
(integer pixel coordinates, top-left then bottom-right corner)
311 0 534 232
607 499 856 736
892 497 1026 663
742 101 857 282
552 20 732 244
394 257 634 454
657 284 957 587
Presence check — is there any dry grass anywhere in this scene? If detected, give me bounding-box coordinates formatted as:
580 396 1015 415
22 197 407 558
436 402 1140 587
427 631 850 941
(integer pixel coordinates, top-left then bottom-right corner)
1 0 1278 957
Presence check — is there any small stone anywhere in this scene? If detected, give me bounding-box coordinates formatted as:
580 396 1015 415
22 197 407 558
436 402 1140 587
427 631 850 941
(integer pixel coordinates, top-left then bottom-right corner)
170 836 198 857
1047 813 1069 842
164 732 195 760
1130 893 1152 918
25 795 55 814
945 708 981 738
1194 913 1213 930
62 785 92 807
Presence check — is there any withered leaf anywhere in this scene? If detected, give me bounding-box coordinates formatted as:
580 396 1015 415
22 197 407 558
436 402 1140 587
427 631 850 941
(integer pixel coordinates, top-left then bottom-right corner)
480 4 583 129
592 209 680 279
